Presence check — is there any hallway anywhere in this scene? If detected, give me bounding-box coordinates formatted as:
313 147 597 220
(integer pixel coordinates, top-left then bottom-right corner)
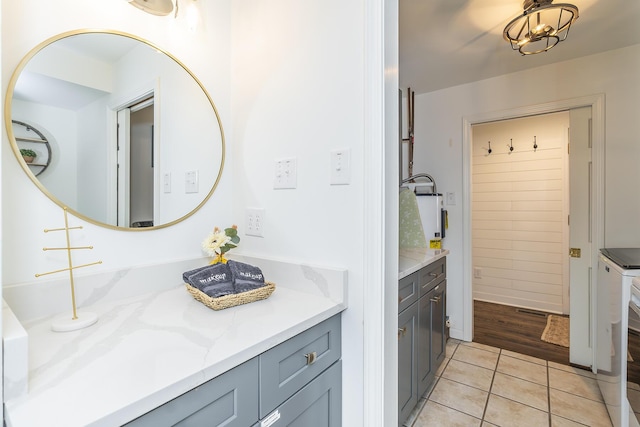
408 340 611 427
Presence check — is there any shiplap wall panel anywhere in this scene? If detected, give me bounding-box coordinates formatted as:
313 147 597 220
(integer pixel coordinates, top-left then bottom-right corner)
472 112 569 313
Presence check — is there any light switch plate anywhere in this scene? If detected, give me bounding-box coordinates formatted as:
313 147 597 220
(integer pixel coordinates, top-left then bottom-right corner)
330 149 350 185
163 172 171 193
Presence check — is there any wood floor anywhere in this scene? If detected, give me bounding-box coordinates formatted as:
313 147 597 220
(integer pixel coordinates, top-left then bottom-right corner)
473 300 570 366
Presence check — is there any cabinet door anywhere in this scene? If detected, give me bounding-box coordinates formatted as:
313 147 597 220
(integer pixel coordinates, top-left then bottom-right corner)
417 280 446 397
417 291 433 398
260 361 342 427
398 302 418 425
430 281 447 372
125 357 259 427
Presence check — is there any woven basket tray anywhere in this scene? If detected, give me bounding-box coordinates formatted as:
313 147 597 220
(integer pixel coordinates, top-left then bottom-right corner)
185 281 276 311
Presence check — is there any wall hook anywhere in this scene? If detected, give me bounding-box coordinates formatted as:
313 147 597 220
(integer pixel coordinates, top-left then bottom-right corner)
487 141 492 155
533 135 538 152
508 138 514 153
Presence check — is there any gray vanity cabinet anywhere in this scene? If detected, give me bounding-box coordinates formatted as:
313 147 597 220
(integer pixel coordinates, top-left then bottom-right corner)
126 314 342 427
398 257 447 425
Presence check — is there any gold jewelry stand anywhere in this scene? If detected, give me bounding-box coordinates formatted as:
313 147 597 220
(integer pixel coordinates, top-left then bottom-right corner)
36 207 102 332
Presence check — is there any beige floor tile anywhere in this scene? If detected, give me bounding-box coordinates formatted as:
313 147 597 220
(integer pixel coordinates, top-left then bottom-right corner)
441 359 495 391
481 423 499 427
453 345 500 370
549 389 612 427
464 341 501 354
429 377 489 419
446 339 460 357
551 415 589 426
548 361 596 379
491 372 549 412
548 368 603 402
483 394 549 427
502 349 547 366
413 400 482 427
497 354 548 386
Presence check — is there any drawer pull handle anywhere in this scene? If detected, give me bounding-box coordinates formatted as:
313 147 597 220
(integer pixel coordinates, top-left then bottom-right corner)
430 296 441 303
305 351 317 365
398 327 407 338
429 272 438 277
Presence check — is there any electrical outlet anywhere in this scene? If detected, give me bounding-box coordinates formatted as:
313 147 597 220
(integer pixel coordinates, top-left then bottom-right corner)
246 208 265 237
274 158 297 189
473 267 482 279
446 192 456 205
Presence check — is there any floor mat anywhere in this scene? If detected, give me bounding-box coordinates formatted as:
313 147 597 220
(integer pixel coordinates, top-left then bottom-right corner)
541 315 569 347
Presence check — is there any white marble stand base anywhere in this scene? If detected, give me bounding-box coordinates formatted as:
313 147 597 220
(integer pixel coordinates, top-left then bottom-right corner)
51 311 98 332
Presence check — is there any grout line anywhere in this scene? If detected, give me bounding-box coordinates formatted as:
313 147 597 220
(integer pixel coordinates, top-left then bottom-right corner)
480 348 501 423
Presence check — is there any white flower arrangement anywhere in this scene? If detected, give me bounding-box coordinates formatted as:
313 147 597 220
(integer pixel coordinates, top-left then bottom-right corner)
202 225 240 263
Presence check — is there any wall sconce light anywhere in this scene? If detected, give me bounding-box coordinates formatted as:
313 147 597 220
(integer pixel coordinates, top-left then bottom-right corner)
503 0 579 55
125 0 174 16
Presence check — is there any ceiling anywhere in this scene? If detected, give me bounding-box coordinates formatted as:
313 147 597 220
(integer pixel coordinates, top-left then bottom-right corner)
400 0 640 94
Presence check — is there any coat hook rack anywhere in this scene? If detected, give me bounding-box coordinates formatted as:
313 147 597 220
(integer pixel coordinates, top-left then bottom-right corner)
533 135 538 152
508 138 514 154
36 207 102 332
487 141 492 155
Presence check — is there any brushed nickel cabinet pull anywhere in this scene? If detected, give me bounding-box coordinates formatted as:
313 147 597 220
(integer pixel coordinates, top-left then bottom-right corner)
398 327 407 338
305 351 317 365
430 296 441 303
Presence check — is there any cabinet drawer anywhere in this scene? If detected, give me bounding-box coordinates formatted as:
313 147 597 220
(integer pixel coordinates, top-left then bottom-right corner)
419 257 446 297
257 360 342 427
259 315 341 418
399 271 419 313
125 357 259 427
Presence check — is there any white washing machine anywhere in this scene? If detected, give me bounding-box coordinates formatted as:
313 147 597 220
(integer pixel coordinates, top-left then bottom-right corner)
597 248 640 427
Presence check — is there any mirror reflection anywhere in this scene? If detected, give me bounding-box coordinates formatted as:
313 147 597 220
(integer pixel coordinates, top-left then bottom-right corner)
7 31 224 230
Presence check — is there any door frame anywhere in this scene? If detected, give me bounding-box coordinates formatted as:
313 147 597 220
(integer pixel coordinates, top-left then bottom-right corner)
461 94 605 368
107 79 160 226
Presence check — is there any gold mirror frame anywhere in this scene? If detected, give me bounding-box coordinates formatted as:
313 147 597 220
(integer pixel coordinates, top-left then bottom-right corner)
4 29 225 231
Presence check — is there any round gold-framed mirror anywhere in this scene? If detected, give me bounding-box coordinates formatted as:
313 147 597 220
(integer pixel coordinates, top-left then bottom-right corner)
5 29 225 231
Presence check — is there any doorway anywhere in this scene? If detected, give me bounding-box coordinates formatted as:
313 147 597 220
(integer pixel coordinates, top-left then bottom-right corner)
116 97 156 228
462 95 605 368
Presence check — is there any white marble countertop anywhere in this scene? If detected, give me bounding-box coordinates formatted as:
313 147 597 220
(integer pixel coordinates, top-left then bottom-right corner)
4 256 347 427
399 247 449 279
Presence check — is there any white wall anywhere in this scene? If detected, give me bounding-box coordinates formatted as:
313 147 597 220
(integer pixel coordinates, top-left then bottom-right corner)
472 112 569 313
11 100 79 208
1 0 233 285
412 44 640 340
230 1 367 424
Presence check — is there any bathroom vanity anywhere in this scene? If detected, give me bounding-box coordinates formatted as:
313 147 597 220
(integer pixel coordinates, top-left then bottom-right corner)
3 256 347 427
398 248 448 425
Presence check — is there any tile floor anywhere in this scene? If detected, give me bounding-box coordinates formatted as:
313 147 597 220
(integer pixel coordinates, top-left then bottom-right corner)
408 339 613 427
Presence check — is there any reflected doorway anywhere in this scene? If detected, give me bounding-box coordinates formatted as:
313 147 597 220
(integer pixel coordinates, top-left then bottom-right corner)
117 97 155 228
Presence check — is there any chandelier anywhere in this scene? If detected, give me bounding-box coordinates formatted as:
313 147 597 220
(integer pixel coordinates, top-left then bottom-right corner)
503 0 579 55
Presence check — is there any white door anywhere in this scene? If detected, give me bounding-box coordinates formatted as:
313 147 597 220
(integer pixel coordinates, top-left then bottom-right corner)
569 106 593 367
117 108 131 227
